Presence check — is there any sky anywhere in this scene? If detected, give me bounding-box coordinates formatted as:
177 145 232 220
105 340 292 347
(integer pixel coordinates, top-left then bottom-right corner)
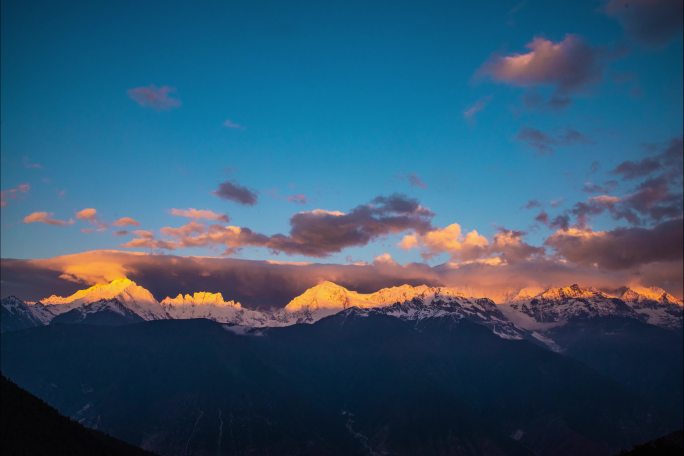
1 0 683 298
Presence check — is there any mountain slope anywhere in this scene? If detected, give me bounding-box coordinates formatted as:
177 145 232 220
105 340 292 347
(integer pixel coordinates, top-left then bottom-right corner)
41 278 167 320
501 284 683 332
1 315 669 456
50 299 145 326
0 376 154 455
1 296 43 332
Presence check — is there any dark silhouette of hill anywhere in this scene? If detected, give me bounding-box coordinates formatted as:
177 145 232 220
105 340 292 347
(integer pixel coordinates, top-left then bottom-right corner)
1 313 675 455
617 430 683 455
1 375 154 455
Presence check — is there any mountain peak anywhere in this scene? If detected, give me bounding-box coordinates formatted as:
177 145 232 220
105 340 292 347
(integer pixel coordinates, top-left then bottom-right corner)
161 292 242 308
40 278 166 320
536 284 602 300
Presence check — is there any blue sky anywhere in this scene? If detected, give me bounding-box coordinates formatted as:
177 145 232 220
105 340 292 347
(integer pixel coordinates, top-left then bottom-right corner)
1 0 682 272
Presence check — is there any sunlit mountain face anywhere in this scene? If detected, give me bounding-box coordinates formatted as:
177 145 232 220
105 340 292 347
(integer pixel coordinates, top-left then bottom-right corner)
1 0 683 454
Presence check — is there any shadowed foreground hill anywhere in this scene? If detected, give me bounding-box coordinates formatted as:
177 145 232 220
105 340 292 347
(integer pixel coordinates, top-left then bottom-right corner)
617 430 683 455
0 376 154 456
1 314 675 456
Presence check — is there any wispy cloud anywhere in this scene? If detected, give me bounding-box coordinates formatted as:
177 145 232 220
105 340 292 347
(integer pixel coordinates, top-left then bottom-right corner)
287 194 308 205
517 127 591 154
76 207 107 231
113 217 141 227
127 85 181 110
1 183 30 207
214 180 258 205
170 208 229 222
23 211 73 226
223 119 245 130
463 95 492 121
22 157 42 169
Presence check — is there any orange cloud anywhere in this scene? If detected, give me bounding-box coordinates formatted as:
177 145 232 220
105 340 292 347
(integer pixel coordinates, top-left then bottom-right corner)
170 208 229 222
113 217 141 227
400 223 543 265
23 211 73 226
401 223 489 261
75 207 107 231
2 249 680 305
76 208 97 220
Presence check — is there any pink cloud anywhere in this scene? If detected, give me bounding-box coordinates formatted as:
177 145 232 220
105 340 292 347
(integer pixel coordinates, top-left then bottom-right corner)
76 208 98 220
127 85 181 110
113 217 141 227
170 208 229 222
1 183 30 207
76 207 107 231
480 35 604 103
287 194 308 205
23 211 73 226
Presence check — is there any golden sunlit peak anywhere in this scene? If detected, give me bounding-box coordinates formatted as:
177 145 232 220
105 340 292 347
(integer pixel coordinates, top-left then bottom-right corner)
160 292 242 308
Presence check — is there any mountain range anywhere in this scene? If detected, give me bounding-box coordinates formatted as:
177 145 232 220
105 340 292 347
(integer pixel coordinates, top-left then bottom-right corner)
1 279 682 455
2 278 682 345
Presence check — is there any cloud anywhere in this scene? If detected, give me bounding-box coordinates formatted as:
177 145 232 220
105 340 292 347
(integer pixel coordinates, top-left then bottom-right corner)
23 211 73 226
373 253 399 266
399 223 543 264
582 180 618 193
214 180 258 205
612 137 683 179
170 208 229 222
113 217 141 227
223 119 245 130
553 137 684 226
613 156 661 179
400 223 489 261
124 194 434 258
524 199 542 209
127 85 181 110
517 127 590 154
4 249 680 306
481 35 604 97
265 194 434 257
22 157 42 169
407 173 427 189
76 208 97 220
1 183 30 207
287 194 308 205
605 0 683 45
546 218 683 269
463 95 493 121
121 230 177 250
76 207 107 231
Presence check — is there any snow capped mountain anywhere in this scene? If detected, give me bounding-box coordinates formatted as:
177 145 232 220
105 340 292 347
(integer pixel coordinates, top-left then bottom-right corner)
611 286 683 329
50 299 145 326
1 296 45 332
41 278 167 320
161 292 275 326
501 284 683 331
4 279 681 337
279 282 524 338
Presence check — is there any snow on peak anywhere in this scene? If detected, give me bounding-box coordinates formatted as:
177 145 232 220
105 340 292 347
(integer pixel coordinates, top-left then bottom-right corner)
536 284 603 301
40 278 167 320
284 281 367 312
161 292 242 308
616 286 683 306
